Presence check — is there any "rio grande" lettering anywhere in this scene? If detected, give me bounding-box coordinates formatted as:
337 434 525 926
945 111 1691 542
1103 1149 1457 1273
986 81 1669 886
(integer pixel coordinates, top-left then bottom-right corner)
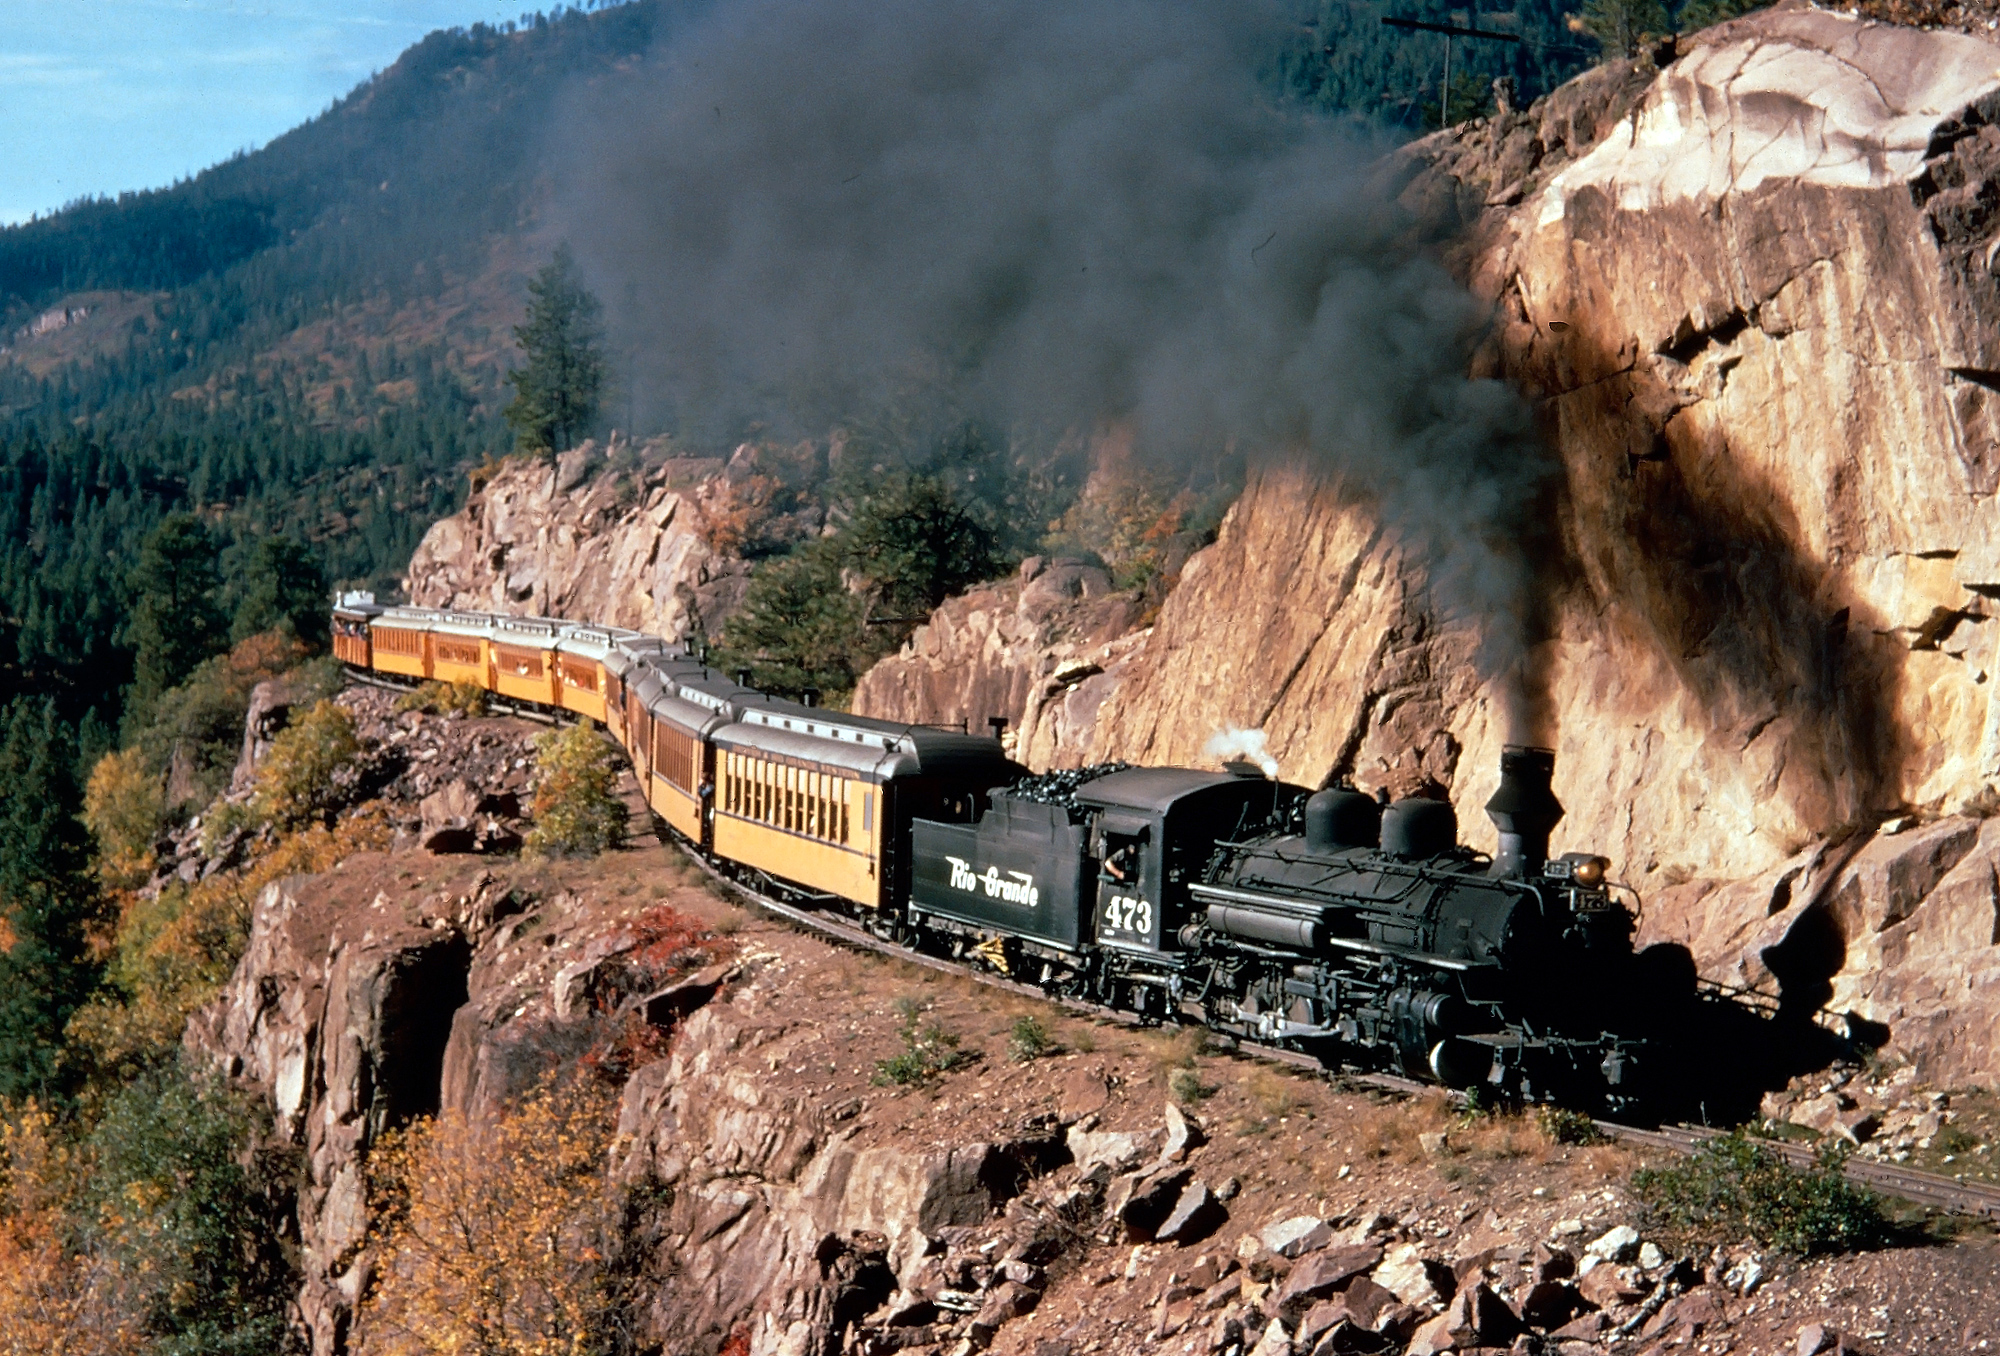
945 856 1040 908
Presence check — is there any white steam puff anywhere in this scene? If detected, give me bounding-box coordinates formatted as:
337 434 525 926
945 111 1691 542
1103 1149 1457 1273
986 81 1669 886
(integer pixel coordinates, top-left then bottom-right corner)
555 0 1555 705
1203 726 1279 778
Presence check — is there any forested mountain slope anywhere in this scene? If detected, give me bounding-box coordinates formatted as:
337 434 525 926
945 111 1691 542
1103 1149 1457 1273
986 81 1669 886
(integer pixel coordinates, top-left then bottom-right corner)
0 0 1604 735
0 3 681 731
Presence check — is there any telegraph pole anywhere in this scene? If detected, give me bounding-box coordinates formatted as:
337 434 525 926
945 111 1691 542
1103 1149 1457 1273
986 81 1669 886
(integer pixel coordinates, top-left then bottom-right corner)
1381 14 1523 127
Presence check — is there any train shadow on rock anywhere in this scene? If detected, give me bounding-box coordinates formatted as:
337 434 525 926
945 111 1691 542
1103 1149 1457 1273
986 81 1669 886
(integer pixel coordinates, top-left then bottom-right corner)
332 595 1861 1125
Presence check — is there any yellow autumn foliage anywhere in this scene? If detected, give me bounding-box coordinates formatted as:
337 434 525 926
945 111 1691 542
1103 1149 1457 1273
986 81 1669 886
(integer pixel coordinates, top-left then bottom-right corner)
524 722 624 860
67 804 392 1088
395 681 488 718
251 698 362 830
0 1101 140 1356
83 747 165 894
363 1077 617 1356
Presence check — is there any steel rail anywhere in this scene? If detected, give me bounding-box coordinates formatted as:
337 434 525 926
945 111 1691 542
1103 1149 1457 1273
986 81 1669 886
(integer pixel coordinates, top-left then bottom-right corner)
679 842 2000 1224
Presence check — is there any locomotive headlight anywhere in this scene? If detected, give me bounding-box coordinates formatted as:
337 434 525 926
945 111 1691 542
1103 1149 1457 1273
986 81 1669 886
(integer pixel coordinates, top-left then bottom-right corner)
1551 851 1610 886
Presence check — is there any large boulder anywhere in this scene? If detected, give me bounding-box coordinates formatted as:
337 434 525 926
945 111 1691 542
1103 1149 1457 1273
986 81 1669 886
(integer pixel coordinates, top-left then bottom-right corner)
405 436 823 640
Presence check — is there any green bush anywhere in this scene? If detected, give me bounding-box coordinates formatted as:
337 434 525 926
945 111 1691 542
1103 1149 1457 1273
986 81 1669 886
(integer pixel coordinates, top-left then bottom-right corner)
1007 1013 1056 1064
1536 1105 1607 1146
874 998 976 1087
85 1064 297 1356
1633 1130 1889 1256
249 699 361 831
524 721 625 858
126 634 323 820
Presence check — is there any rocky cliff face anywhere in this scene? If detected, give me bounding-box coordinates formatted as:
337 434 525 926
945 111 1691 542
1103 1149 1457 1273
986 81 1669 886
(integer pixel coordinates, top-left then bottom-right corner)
403 436 823 639
852 6 2000 1086
848 556 1147 763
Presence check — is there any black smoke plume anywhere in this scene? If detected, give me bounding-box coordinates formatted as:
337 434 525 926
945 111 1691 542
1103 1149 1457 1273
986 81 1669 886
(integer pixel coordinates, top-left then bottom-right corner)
556 0 1555 725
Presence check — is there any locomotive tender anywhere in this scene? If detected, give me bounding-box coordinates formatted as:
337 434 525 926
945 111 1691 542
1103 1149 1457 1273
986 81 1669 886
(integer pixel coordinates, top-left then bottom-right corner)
334 593 1708 1113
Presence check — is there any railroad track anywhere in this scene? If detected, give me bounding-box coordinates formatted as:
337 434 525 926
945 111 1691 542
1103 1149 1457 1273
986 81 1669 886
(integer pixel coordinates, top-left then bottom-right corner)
683 844 2000 1225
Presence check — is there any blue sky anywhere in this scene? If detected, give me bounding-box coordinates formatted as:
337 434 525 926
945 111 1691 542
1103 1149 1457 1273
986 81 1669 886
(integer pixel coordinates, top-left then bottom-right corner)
2 1 557 225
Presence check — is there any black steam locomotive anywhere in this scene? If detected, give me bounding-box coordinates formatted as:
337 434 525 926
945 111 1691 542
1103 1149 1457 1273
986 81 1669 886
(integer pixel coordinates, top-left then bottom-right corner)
909 748 1709 1115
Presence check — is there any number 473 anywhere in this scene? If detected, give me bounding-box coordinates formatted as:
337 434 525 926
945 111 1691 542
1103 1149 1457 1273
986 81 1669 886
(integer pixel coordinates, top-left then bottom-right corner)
1104 896 1152 935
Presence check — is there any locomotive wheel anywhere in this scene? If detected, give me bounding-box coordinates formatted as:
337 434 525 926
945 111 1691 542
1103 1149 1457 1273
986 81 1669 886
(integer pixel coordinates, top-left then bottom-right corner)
1427 1038 1492 1090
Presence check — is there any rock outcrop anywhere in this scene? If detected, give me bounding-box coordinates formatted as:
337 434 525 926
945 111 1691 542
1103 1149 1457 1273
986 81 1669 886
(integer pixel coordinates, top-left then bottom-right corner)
849 555 1146 763
404 436 823 639
186 869 482 1354
852 6 2000 1085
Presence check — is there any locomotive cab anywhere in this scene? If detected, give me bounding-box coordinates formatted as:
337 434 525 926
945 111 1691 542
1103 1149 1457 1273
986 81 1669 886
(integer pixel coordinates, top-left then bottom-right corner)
1077 767 1308 957
907 763 1303 1004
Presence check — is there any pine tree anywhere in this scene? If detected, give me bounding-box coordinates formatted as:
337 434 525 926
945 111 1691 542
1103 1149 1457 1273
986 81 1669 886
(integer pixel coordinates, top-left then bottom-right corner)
232 535 327 647
128 515 225 713
1578 0 1670 56
502 245 607 456
0 697 99 1101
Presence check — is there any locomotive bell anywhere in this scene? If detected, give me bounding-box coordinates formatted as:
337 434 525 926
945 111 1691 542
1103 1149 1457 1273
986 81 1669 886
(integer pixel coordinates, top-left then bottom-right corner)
1485 745 1562 879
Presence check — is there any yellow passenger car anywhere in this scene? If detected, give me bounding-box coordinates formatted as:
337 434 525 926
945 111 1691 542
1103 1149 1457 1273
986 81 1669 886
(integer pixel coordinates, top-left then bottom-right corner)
369 620 429 679
707 706 1016 912
552 627 616 724
489 618 559 707
712 728 886 907
428 616 491 689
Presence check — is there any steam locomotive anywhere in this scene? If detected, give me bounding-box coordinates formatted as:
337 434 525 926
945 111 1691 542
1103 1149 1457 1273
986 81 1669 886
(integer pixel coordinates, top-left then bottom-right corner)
908 751 1707 1114
332 594 1740 1115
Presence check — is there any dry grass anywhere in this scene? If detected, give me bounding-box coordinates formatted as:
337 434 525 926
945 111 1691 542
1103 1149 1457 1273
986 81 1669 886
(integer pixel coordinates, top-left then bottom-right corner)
1243 1066 1311 1121
1145 1026 1209 1080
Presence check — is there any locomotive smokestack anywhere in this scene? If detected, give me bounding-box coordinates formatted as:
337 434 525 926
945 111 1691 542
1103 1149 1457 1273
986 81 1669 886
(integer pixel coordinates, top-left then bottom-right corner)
1485 745 1562 879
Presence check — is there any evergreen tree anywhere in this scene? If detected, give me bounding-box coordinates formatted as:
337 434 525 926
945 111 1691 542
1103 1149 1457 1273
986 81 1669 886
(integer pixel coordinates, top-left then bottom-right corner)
232 534 327 647
503 245 607 456
714 543 869 696
128 515 225 714
0 697 99 1100
1579 0 1670 56
840 470 1002 616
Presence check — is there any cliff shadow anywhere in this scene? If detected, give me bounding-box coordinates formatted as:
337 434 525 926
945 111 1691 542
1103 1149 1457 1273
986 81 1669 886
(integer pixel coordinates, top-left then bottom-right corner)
1527 332 1913 1108
1530 326 1912 838
373 934 473 1130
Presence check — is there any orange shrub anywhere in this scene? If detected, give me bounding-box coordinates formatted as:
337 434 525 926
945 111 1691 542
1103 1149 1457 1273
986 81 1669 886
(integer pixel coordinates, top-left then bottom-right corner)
0 1101 139 1356
363 1077 617 1356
